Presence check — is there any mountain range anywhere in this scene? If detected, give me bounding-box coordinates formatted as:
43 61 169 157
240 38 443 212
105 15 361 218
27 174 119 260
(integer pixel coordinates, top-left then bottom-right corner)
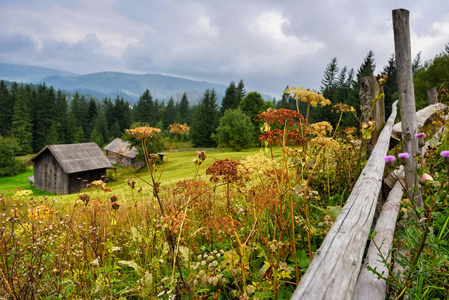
0 62 231 104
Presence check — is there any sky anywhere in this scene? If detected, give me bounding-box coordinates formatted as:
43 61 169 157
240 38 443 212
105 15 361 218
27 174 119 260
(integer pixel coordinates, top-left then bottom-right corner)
1 0 448 98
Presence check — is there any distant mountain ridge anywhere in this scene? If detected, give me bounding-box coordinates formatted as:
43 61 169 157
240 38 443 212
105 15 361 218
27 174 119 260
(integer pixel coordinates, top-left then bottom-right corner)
0 63 229 104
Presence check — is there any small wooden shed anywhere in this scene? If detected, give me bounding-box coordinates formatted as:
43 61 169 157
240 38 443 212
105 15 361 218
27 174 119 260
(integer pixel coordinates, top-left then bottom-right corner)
104 138 141 167
29 142 114 195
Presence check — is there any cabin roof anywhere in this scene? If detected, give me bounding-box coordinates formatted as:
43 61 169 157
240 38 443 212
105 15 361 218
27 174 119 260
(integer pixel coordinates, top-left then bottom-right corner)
30 142 113 174
103 138 137 158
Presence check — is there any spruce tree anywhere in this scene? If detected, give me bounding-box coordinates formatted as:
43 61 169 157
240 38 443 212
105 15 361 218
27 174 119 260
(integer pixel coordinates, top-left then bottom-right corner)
236 80 246 107
190 89 219 147
55 90 69 143
134 89 155 125
315 58 340 125
179 92 190 124
163 97 176 129
0 80 13 136
357 50 376 80
11 84 33 154
32 84 56 151
382 54 397 117
220 81 238 114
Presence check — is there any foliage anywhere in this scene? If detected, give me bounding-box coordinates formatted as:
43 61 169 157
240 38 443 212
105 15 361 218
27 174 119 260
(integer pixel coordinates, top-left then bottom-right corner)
414 45 449 108
216 108 255 151
0 136 26 177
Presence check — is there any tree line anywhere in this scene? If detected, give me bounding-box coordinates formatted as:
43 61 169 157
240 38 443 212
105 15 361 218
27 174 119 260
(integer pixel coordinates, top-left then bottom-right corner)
1 44 448 158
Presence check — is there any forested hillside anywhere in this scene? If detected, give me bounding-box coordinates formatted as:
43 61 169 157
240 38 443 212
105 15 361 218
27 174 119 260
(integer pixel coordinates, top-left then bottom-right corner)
1 45 448 156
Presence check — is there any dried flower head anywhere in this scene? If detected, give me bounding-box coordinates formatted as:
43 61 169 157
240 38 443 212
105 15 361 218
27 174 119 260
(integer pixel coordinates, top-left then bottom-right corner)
306 121 333 136
126 126 161 139
206 159 244 183
111 202 120 210
332 103 356 113
309 136 340 151
169 123 190 134
125 178 136 189
110 194 118 203
78 193 91 205
197 151 207 161
257 108 306 127
91 180 105 187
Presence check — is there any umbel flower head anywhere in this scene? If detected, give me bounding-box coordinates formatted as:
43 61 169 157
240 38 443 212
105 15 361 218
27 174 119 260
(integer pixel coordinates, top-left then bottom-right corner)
169 123 189 135
284 87 331 108
126 126 161 139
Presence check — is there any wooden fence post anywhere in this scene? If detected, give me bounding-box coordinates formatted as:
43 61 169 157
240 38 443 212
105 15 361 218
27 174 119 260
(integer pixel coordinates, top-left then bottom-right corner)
427 87 438 105
393 9 420 204
359 74 386 155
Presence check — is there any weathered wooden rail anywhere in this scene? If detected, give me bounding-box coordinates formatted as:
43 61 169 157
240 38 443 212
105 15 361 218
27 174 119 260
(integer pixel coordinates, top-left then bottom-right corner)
291 9 447 299
291 101 398 299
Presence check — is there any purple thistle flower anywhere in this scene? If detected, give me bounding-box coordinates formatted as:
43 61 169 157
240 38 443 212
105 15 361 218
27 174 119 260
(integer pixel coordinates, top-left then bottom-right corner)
384 155 396 162
441 150 449 165
415 133 426 139
398 152 409 165
398 153 410 159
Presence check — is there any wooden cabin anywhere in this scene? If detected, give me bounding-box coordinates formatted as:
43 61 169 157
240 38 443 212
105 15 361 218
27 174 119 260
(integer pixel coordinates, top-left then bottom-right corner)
103 138 141 167
29 142 114 195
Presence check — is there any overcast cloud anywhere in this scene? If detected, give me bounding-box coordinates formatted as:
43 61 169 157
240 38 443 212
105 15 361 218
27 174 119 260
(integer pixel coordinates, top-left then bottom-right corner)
1 0 448 98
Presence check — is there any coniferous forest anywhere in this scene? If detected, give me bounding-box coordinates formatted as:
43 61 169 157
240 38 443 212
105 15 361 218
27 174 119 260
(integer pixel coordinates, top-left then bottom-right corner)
1 46 448 158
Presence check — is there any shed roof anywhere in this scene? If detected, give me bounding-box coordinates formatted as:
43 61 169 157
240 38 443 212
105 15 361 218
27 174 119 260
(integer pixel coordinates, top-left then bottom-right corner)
103 138 137 158
30 142 114 174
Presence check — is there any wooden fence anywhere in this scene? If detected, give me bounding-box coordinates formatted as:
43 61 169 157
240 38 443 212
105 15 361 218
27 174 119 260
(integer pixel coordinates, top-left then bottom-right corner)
291 9 448 299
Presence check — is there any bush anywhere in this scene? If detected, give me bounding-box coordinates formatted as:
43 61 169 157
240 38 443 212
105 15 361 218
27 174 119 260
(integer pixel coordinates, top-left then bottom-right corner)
216 108 255 151
0 136 26 177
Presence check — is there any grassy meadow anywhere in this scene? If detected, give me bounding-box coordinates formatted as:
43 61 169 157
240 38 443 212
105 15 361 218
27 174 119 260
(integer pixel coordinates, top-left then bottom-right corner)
1 107 449 299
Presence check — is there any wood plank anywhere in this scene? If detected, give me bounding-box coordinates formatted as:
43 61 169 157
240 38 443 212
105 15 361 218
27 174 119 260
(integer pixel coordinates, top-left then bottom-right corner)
291 101 398 300
391 103 447 141
353 167 405 300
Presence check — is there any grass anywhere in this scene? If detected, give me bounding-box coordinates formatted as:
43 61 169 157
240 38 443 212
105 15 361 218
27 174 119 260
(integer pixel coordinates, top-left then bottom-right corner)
1 147 283 202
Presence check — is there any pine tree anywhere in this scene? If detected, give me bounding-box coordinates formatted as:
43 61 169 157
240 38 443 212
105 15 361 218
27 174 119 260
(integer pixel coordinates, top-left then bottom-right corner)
90 127 104 147
276 85 293 109
86 98 98 137
55 90 69 143
315 58 340 125
134 89 155 125
220 81 238 114
236 80 246 107
11 84 33 154
0 80 13 136
190 89 219 147
179 92 190 124
32 84 57 151
382 54 397 117
163 97 176 129
357 50 376 80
